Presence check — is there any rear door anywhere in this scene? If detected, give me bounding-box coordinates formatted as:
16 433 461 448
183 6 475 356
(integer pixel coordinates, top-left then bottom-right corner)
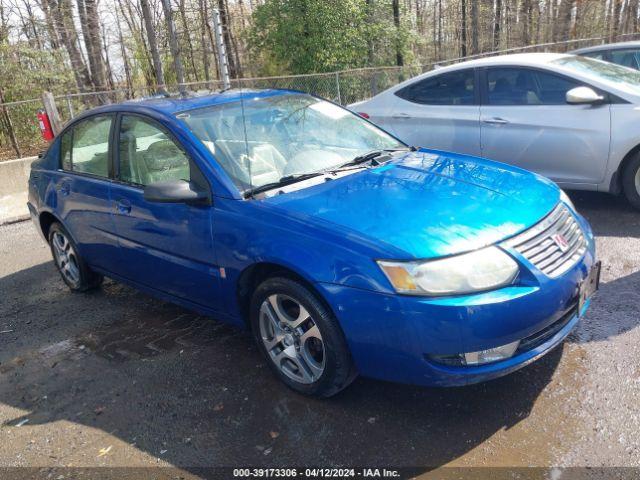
479 66 611 186
387 68 481 156
109 113 223 312
55 114 121 273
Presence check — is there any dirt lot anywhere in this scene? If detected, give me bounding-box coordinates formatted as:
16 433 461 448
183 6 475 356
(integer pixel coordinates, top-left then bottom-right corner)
0 191 639 477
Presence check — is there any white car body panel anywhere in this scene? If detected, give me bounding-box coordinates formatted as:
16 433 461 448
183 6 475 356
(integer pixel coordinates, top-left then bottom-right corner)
351 53 640 193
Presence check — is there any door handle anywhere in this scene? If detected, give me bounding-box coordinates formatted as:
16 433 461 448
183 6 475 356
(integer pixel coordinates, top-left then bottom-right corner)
482 117 509 125
116 199 131 214
391 113 411 119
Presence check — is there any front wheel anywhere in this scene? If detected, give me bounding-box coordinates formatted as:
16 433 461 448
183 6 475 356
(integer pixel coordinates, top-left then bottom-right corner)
49 222 103 292
250 277 356 397
622 155 640 210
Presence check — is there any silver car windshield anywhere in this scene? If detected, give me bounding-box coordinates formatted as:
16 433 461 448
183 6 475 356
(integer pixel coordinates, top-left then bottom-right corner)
177 92 404 192
552 55 640 96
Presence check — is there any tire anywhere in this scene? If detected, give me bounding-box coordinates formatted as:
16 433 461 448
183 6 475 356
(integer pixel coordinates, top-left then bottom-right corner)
250 276 357 397
48 222 103 292
622 154 640 210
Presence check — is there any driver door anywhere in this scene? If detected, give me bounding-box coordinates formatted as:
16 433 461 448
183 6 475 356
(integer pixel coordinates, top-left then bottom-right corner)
110 113 223 312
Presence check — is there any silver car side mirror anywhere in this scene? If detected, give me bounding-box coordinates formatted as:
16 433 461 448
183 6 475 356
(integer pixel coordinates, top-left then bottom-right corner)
566 86 605 105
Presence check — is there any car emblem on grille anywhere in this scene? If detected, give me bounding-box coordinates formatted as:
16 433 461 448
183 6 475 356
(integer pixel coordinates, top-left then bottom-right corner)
551 233 570 252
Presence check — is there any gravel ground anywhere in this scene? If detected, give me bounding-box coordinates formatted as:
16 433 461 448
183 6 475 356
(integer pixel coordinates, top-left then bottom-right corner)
0 191 638 476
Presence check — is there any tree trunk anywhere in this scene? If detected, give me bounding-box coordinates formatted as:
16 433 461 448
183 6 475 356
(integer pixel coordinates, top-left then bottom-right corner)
199 0 212 85
115 8 133 97
140 0 166 92
217 0 241 77
101 23 116 92
470 0 479 54
555 0 575 44
161 0 186 94
494 0 501 50
36 0 60 49
392 0 404 65
84 0 108 93
611 0 623 39
178 0 199 82
521 0 531 45
461 0 467 57
0 89 21 158
48 0 93 94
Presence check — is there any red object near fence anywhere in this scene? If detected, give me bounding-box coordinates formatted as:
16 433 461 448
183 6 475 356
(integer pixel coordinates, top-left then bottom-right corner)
37 110 54 141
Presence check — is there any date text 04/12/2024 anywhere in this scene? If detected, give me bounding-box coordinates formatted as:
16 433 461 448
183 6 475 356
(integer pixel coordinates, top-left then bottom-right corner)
232 468 401 478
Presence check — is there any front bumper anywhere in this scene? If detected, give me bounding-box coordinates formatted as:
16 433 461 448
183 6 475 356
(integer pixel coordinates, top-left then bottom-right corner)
316 212 596 387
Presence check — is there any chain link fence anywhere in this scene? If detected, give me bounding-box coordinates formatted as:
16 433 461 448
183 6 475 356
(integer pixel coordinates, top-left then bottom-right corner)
3 32 640 161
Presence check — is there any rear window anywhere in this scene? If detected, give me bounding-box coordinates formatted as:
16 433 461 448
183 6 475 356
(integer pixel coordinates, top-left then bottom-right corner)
395 69 476 105
60 115 112 178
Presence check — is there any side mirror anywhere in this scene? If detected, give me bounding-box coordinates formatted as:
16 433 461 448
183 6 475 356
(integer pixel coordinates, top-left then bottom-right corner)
143 179 210 205
566 86 605 105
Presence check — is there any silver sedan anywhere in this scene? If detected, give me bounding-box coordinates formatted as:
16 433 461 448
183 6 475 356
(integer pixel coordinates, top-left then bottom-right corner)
351 53 640 209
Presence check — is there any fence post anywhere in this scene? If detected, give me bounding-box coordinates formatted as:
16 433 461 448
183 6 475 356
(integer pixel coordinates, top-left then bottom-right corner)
66 95 75 119
335 72 342 105
42 91 63 136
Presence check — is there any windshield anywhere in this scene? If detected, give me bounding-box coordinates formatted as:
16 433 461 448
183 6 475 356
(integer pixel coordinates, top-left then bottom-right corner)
552 55 640 96
177 92 404 192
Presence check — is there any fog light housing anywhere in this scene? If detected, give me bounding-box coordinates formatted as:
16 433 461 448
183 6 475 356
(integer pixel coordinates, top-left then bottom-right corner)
463 340 520 365
428 340 521 367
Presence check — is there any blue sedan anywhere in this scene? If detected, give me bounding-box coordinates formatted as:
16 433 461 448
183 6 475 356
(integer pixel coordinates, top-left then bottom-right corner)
28 90 600 396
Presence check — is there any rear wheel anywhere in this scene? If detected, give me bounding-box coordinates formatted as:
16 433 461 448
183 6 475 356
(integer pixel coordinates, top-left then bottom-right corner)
49 222 103 292
250 277 356 397
622 154 640 210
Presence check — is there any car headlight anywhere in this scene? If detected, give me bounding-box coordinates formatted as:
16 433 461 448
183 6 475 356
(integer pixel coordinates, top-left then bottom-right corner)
377 246 518 296
560 190 576 211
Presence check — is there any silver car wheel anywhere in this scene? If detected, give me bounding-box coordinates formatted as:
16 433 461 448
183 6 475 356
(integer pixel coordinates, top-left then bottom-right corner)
51 231 80 285
635 167 640 195
259 293 326 384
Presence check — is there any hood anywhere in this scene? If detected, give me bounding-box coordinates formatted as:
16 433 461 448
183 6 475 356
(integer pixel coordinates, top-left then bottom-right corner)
263 150 560 259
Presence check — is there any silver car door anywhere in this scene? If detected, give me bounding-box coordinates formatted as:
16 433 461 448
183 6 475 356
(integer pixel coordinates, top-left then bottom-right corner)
387 68 481 156
479 66 611 187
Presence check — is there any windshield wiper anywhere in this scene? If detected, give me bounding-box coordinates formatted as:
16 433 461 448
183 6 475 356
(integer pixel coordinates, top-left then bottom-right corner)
328 148 411 172
244 172 325 198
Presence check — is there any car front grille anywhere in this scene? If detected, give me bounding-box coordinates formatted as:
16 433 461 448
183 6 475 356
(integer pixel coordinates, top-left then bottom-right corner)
503 203 586 278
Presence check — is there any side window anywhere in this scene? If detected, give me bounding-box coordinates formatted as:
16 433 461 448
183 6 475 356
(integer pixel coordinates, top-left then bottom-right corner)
61 115 112 177
609 50 640 70
487 68 580 105
118 115 191 186
395 69 475 105
60 130 72 170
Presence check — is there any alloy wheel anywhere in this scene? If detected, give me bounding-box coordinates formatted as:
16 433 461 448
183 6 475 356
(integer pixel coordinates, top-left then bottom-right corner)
635 167 640 196
259 293 326 384
51 231 81 285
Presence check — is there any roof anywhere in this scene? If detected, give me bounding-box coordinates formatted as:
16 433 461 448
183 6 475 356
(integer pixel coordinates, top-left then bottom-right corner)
81 88 294 118
435 52 571 71
572 41 640 54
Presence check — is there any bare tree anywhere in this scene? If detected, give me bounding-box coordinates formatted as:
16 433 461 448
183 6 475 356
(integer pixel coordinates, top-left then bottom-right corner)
140 0 166 92
161 0 186 93
470 0 479 54
392 0 404 65
461 0 467 56
494 0 502 49
48 0 93 93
